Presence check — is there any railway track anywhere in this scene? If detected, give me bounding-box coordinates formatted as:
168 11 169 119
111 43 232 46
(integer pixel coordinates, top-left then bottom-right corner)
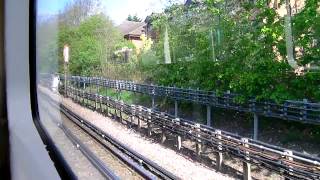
61 86 320 180
41 92 178 180
38 84 320 179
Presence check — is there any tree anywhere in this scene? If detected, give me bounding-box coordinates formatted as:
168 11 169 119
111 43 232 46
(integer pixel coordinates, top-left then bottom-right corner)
58 0 101 26
146 0 320 102
127 14 142 22
58 15 122 76
37 16 60 73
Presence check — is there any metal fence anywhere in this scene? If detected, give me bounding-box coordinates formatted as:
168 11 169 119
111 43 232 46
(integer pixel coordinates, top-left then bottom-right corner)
40 73 320 141
41 83 320 180
60 75 320 126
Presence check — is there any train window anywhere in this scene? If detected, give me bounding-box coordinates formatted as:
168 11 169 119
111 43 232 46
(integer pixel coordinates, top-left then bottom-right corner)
36 0 320 179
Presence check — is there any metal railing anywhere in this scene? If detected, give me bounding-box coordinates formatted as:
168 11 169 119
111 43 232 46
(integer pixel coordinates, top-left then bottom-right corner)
59 75 320 125
52 84 320 180
39 74 320 179
40 73 320 141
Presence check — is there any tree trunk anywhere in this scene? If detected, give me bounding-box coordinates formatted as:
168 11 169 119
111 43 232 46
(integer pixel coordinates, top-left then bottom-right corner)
273 0 278 9
284 0 297 68
164 25 172 64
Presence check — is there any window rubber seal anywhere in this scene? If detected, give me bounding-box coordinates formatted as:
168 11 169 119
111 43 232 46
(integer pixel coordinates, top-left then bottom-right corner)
29 0 76 179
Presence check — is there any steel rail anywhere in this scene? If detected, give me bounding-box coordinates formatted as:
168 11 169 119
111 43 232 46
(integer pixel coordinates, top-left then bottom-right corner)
60 86 320 180
39 96 120 180
40 91 177 180
60 105 178 180
59 105 159 180
59 124 120 180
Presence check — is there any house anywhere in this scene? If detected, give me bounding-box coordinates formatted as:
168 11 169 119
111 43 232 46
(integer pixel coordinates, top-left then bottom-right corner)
117 20 146 51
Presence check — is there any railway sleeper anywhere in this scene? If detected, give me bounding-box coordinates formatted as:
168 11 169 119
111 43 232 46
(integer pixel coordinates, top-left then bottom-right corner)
47 86 320 180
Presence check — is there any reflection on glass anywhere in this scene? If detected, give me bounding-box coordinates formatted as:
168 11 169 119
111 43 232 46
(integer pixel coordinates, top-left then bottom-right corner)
36 0 320 179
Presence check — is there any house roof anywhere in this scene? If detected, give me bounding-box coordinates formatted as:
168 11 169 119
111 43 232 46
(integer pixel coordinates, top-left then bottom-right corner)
117 20 146 37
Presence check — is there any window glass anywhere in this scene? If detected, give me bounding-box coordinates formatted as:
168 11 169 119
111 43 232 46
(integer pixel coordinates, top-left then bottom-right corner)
36 0 320 179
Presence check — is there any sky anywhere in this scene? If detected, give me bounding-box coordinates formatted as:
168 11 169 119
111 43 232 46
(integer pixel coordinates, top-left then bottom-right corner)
38 0 185 25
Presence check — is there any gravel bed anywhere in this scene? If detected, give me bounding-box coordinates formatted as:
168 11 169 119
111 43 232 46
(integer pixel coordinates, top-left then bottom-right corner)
38 95 105 180
38 86 233 180
61 113 143 180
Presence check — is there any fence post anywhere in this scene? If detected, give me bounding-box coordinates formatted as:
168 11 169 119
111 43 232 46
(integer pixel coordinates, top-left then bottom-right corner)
175 100 178 118
64 63 67 97
114 99 118 118
130 105 135 128
81 87 84 105
161 130 167 143
215 130 223 171
176 135 182 151
138 106 142 129
195 123 202 156
147 108 152 136
243 162 251 180
152 96 155 109
94 93 97 110
151 84 155 109
161 112 167 143
76 77 79 102
99 95 102 112
242 138 251 180
119 100 124 122
303 99 307 121
106 97 109 116
253 113 259 140
207 105 211 126
89 78 92 94
174 118 182 150
284 150 293 179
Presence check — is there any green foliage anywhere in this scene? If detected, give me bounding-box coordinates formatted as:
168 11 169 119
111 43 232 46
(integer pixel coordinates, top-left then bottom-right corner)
37 19 59 73
127 14 142 22
292 0 320 65
144 0 320 103
39 0 320 103
147 58 320 102
58 14 122 76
